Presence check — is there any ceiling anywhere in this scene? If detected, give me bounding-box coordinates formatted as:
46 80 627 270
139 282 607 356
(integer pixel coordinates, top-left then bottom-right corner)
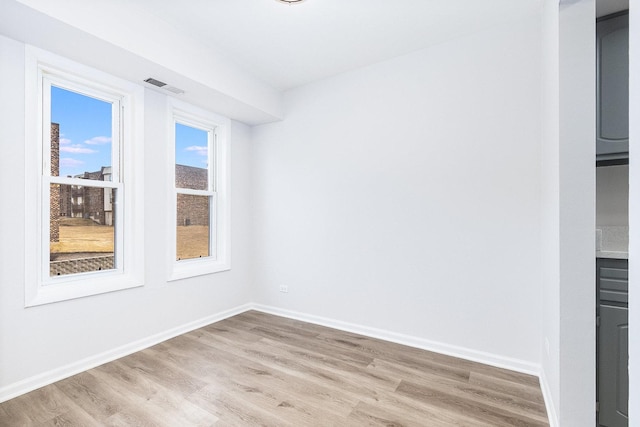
124 0 542 91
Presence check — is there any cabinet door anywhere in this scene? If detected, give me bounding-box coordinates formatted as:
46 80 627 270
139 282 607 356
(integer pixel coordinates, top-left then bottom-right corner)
598 304 628 427
597 258 629 304
596 13 629 157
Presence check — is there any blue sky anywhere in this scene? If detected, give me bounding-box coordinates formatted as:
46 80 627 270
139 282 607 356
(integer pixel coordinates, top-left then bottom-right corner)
175 123 209 170
51 86 112 177
51 86 209 177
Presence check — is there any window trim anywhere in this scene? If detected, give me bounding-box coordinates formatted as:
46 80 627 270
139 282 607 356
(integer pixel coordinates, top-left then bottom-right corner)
168 99 230 281
24 46 145 306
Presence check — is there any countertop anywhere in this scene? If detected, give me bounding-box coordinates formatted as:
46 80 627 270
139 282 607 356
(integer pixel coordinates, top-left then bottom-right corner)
596 226 628 259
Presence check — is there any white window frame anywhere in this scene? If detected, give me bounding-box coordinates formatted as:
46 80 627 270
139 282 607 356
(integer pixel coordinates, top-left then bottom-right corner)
168 99 230 281
24 46 144 306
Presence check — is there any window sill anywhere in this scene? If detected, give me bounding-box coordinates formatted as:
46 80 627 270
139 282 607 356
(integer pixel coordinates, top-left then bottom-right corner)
168 259 230 282
26 273 143 307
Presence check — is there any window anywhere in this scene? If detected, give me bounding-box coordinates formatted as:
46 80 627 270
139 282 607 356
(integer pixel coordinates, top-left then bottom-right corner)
25 46 144 306
47 84 119 277
169 100 230 280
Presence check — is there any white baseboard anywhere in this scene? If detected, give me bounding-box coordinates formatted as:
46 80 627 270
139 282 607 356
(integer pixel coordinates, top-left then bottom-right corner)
539 369 559 427
1 302 545 409
251 304 541 376
0 303 252 403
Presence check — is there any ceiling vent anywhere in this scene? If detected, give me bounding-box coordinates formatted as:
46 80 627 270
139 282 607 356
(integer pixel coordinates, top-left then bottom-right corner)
144 77 166 87
144 77 185 95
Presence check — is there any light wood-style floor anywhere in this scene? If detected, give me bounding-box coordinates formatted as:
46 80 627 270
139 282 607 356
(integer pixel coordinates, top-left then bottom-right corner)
0 311 549 426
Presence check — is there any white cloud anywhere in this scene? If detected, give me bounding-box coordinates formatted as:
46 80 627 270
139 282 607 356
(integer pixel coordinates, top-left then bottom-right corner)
60 158 84 168
59 138 72 145
185 145 208 156
84 136 112 145
60 144 97 154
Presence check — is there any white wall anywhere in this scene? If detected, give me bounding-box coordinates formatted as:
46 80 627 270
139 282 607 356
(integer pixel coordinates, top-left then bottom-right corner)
557 2 596 425
251 17 543 370
0 34 255 400
540 1 596 426
596 165 629 226
540 0 561 422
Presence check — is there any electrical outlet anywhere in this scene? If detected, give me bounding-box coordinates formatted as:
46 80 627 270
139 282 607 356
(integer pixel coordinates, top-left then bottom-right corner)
279 285 288 293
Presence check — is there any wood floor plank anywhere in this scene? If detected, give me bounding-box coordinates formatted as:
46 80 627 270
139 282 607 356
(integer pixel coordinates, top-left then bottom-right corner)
102 408 166 427
90 360 218 426
228 312 324 339
53 371 126 423
316 331 476 382
194 327 401 396
200 322 264 344
311 322 540 388
117 348 208 397
349 388 496 427
468 371 546 405
187 385 298 427
213 311 379 370
369 358 547 421
206 320 376 368
0 385 78 425
396 380 548 427
346 400 487 427
181 330 391 412
36 407 105 427
468 365 541 390
155 332 362 419
194 335 389 406
375 351 473 384
0 311 549 426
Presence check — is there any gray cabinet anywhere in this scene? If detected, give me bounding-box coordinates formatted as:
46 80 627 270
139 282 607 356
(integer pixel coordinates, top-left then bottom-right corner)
597 258 628 427
596 12 629 163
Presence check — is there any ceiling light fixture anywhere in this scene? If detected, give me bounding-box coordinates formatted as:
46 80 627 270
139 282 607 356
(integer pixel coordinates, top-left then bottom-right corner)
276 0 305 4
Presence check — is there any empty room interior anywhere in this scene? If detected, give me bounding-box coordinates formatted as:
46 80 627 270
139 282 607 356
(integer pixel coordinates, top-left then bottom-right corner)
0 0 637 426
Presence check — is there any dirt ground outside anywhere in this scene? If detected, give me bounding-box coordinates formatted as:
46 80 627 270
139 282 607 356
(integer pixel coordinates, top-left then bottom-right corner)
50 218 209 261
176 225 209 260
50 219 114 256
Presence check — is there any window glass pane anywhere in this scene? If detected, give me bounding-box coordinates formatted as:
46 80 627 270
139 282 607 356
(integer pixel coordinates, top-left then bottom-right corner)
175 123 209 190
176 194 210 260
51 86 112 180
50 184 116 276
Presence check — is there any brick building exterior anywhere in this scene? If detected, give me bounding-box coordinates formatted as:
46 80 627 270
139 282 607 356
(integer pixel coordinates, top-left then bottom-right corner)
50 123 61 242
176 164 209 226
59 167 114 225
